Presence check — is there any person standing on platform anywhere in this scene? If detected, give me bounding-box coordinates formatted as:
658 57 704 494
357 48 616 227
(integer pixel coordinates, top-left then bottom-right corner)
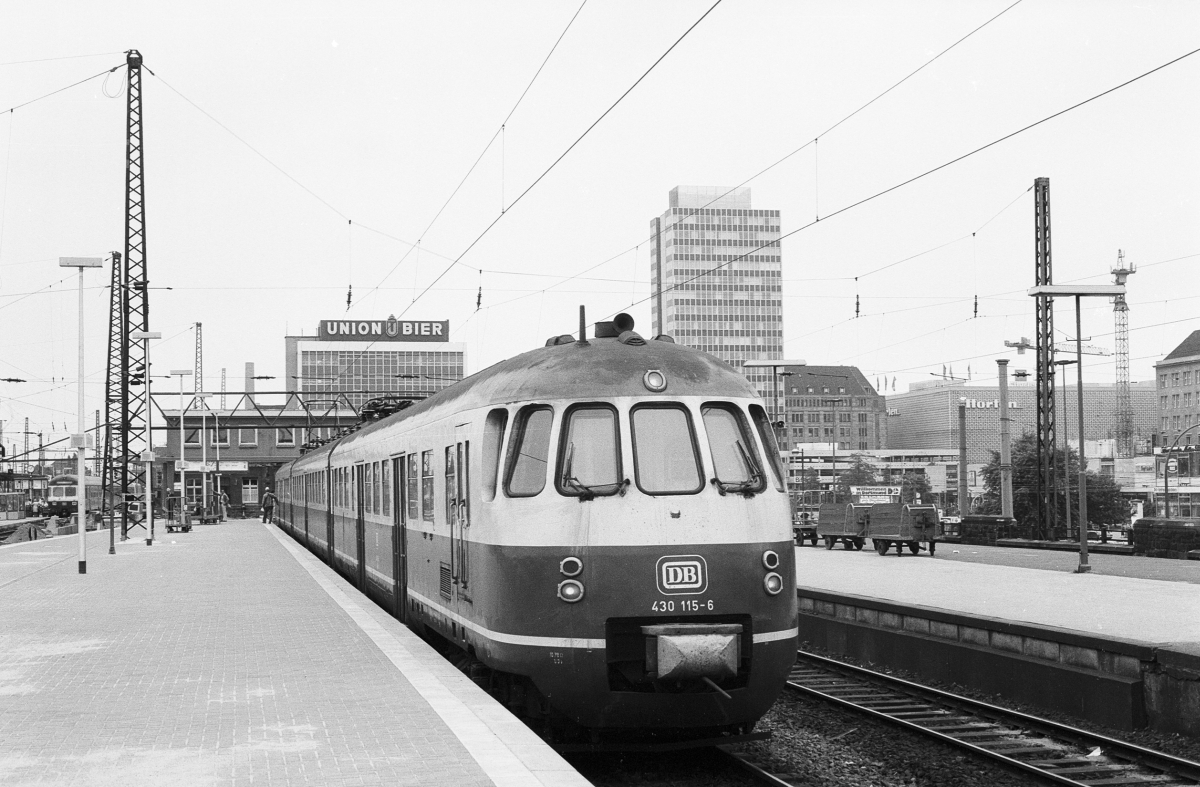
261 488 276 523
219 489 230 521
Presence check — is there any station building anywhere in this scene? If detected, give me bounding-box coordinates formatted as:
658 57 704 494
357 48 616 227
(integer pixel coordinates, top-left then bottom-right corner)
157 399 357 516
1153 330 1200 517
885 378 1158 465
778 365 887 453
285 317 466 409
649 186 784 397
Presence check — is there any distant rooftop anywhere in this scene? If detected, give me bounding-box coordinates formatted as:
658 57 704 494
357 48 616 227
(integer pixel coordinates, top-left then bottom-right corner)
670 186 751 210
1162 330 1200 362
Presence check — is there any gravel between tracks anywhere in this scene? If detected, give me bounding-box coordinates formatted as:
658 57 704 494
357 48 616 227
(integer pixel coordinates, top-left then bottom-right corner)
735 687 1041 787
804 643 1200 765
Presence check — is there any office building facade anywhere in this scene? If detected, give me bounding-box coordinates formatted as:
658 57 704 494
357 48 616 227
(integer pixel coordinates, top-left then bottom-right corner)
649 186 783 396
285 317 466 409
886 379 1157 464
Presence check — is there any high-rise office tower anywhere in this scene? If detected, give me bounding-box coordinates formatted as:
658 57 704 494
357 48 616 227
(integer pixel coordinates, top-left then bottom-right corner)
649 186 783 396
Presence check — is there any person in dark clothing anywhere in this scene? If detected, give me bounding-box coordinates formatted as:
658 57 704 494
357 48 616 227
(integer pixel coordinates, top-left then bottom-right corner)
261 488 276 523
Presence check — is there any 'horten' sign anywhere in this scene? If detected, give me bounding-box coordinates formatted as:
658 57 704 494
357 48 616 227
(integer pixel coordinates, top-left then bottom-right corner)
318 319 449 342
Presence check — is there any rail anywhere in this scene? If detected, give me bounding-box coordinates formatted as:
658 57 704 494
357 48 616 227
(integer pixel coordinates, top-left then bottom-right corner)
788 650 1200 786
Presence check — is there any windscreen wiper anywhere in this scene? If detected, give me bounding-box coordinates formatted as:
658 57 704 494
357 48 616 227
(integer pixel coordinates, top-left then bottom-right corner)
712 440 763 496
561 443 625 501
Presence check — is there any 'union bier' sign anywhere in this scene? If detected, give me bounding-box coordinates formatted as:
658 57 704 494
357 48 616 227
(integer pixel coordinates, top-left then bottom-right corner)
317 319 449 342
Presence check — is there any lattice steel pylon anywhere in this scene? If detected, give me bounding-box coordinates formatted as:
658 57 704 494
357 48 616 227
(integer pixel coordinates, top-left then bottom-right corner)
100 50 150 541
100 250 125 532
194 322 203 393
1112 250 1137 458
1033 177 1057 541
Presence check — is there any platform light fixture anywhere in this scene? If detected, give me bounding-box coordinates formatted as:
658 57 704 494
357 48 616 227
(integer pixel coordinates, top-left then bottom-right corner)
59 256 103 575
1027 284 1125 574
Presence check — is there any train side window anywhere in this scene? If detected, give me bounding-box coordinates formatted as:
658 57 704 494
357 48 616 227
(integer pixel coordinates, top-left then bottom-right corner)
630 404 703 495
421 450 434 522
556 404 622 498
749 404 786 492
481 408 509 502
702 403 765 494
505 406 553 497
407 455 419 521
381 460 391 517
445 446 457 523
373 461 381 514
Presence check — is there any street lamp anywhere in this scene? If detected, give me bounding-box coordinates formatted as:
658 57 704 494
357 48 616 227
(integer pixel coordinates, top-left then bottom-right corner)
1028 284 1126 574
1053 358 1078 540
59 256 103 575
1163 423 1200 518
169 370 192 522
130 331 160 546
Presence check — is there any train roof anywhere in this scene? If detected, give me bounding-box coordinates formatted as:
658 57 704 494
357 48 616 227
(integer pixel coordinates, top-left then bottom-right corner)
284 333 761 470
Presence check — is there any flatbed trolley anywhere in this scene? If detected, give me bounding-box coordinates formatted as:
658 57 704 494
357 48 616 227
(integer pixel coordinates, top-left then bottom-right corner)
816 502 871 550
868 503 940 556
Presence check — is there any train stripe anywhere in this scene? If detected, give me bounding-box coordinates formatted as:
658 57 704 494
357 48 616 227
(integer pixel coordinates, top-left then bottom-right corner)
407 589 797 650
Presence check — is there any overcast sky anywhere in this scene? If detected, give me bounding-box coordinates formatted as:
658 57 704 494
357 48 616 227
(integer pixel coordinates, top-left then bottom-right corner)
1 0 1197 450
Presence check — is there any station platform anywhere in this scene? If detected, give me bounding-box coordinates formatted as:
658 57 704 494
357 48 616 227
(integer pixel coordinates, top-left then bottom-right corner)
0 521 589 787
794 543 1200 738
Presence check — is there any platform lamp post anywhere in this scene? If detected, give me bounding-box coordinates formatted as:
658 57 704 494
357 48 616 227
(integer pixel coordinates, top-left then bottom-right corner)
1028 284 1125 574
1053 358 1078 540
1163 424 1200 518
169 370 192 523
59 256 103 574
129 331 160 546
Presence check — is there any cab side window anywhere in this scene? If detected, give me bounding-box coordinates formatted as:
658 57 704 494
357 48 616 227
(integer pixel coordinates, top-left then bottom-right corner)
505 406 553 497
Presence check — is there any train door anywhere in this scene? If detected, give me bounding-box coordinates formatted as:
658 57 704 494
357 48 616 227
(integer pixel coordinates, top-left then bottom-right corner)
451 426 471 592
392 455 407 623
324 467 332 552
327 469 336 565
355 464 366 589
302 473 309 537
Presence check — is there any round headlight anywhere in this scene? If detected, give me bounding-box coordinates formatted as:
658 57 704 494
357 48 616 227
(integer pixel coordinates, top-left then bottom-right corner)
557 579 585 603
763 572 784 596
560 556 583 577
643 369 667 392
762 550 780 570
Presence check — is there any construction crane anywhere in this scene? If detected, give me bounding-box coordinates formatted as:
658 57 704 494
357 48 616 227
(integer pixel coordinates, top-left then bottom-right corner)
1111 250 1137 458
195 322 203 393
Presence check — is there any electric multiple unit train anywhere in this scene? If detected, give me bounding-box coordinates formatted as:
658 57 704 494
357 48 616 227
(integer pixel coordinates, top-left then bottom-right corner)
274 313 797 742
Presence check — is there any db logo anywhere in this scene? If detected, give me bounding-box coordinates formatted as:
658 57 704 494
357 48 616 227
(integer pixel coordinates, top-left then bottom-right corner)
656 555 708 595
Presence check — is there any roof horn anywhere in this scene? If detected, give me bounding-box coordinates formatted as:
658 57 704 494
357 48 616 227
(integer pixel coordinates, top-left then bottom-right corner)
577 305 588 345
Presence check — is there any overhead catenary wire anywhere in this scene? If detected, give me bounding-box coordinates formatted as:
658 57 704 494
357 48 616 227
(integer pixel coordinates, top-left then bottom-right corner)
604 44 1200 327
355 0 589 305
2 65 119 115
461 0 1029 322
392 0 723 323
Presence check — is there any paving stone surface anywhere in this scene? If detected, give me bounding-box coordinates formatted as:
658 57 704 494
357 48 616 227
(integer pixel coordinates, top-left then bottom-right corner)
0 521 588 787
795 543 1200 646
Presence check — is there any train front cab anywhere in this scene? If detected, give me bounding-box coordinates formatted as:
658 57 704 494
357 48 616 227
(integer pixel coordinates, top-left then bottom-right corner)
454 397 799 734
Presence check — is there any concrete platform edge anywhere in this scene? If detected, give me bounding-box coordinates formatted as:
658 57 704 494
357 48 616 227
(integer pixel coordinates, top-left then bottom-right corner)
797 587 1200 738
263 523 592 787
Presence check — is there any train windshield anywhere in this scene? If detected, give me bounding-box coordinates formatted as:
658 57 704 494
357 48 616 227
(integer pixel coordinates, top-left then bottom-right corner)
630 405 702 495
701 404 764 494
506 406 553 497
558 405 622 498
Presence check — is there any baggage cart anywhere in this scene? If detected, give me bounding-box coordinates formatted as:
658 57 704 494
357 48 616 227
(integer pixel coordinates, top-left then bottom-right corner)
816 503 871 550
868 503 940 556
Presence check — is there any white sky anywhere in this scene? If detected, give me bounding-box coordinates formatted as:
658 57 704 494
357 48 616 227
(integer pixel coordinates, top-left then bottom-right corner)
1 1 1197 452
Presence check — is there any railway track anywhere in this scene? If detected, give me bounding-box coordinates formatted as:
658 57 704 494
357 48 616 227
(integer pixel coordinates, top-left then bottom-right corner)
779 650 1200 786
